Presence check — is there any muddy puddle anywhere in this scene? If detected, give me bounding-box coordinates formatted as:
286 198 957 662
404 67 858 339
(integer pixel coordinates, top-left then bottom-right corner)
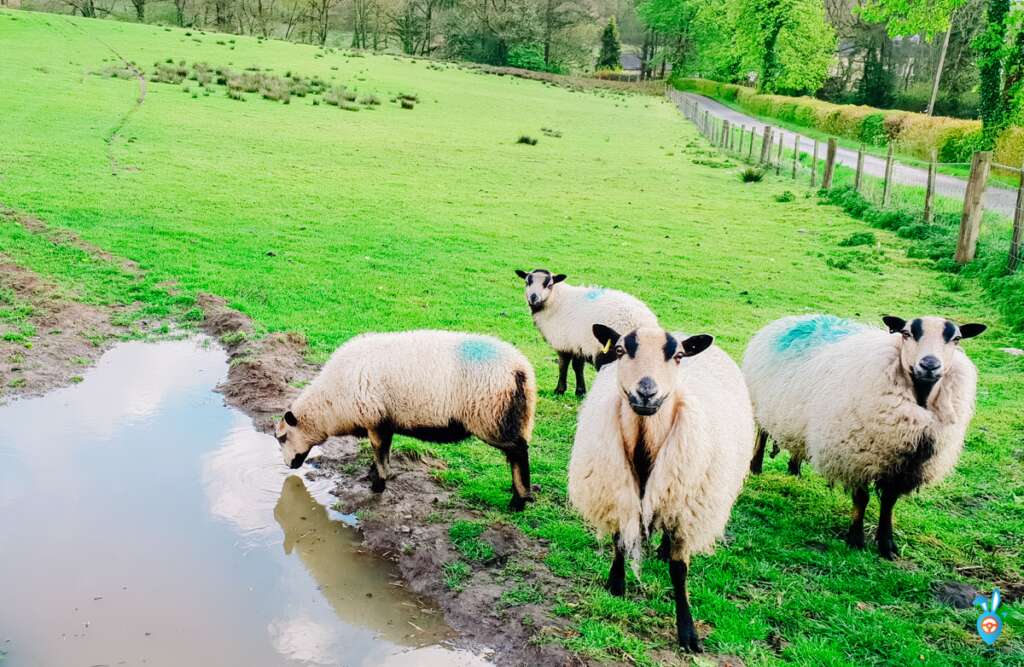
0 339 491 666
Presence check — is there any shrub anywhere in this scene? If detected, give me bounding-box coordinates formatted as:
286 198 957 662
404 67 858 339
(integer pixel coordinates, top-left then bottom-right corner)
775 191 796 202
506 43 547 73
995 126 1024 174
517 135 538 146
859 113 886 146
359 94 381 106
740 167 764 182
838 231 876 246
323 85 357 106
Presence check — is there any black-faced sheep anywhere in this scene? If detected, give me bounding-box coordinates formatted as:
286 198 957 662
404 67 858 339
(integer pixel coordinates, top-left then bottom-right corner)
743 314 985 558
568 325 754 651
275 330 537 511
514 268 658 395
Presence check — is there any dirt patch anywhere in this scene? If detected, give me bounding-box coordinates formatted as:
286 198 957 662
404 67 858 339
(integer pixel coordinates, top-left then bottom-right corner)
0 260 131 401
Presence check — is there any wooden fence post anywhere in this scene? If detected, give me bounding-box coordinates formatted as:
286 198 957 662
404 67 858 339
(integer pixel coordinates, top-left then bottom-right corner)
776 135 783 175
760 127 773 164
854 145 865 192
703 110 709 136
822 138 838 189
955 151 992 264
721 120 730 149
810 140 818 187
924 148 937 224
1008 162 1024 273
882 143 895 207
791 134 799 179
748 127 755 161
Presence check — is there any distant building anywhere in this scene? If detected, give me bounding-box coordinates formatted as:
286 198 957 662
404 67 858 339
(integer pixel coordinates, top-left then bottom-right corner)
620 53 642 73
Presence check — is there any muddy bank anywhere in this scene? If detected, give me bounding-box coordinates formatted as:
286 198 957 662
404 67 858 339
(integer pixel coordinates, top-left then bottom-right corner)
197 293 584 666
0 260 134 401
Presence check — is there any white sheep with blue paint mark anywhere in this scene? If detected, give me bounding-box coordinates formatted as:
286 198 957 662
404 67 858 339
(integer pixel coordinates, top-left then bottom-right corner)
275 330 537 510
743 314 986 558
568 325 754 652
514 269 658 395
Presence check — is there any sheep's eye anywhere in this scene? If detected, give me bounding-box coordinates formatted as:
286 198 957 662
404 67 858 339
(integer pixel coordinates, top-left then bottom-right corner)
953 335 962 344
901 330 911 340
615 346 625 358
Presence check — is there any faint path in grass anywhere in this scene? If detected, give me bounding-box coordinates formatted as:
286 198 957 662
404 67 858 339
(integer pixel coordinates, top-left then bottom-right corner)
670 90 1018 218
61 16 146 175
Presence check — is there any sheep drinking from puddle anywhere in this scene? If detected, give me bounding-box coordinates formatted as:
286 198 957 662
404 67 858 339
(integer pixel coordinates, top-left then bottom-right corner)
743 314 985 558
275 330 538 511
568 325 754 651
515 268 657 396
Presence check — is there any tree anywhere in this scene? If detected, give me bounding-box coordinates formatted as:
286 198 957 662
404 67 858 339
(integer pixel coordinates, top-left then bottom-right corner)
129 0 145 21
540 0 593 67
735 0 836 94
596 16 621 69
858 0 969 114
975 0 1024 134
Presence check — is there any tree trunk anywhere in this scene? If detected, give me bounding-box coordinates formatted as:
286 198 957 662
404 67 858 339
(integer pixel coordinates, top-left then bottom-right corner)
926 26 951 116
978 0 1009 133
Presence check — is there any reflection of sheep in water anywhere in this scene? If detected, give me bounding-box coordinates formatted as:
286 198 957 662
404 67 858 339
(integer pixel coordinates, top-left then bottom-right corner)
743 314 985 559
568 325 754 652
515 269 658 395
275 330 537 510
273 475 449 645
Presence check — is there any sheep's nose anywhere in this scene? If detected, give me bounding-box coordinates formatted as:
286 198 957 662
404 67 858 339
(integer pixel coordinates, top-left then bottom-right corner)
529 294 538 304
636 377 658 401
919 355 942 372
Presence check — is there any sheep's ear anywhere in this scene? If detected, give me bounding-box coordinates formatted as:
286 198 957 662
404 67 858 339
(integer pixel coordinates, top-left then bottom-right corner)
882 316 906 334
515 269 528 279
552 274 567 284
959 323 986 339
592 324 620 347
284 410 298 427
681 334 713 357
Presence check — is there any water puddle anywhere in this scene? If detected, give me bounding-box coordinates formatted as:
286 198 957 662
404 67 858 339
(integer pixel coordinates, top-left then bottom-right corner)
0 339 489 666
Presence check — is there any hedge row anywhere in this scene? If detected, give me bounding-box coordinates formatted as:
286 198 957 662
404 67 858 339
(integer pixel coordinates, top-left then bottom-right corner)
675 78 1022 169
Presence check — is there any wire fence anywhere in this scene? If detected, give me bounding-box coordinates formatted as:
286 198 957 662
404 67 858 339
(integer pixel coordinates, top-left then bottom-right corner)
675 96 1024 274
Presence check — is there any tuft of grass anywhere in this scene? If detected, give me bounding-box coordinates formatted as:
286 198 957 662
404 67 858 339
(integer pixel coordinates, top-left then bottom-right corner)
443 560 471 591
740 167 764 182
400 99 415 110
448 520 495 561
517 135 538 146
775 190 796 202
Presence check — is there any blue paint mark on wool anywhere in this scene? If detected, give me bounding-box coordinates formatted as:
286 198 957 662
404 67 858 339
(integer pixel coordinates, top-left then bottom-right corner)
458 339 499 363
584 289 606 301
775 315 865 355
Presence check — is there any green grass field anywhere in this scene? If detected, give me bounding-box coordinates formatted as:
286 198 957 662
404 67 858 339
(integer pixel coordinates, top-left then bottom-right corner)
2 9 1023 665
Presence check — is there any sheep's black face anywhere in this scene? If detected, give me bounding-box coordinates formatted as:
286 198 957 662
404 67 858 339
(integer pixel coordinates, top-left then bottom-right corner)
883 315 985 404
276 409 316 469
592 325 713 417
515 269 566 313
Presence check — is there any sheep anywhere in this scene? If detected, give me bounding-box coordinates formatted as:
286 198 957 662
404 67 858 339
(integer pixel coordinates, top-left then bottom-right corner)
514 268 658 396
743 314 986 559
274 329 537 511
568 324 754 652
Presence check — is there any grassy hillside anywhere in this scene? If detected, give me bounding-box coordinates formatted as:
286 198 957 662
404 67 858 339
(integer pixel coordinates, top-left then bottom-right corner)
2 9 1023 665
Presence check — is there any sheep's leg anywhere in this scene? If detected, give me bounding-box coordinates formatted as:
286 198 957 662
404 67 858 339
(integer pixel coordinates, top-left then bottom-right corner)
877 486 901 559
750 428 769 474
606 534 626 597
656 531 671 562
505 438 533 512
554 352 571 395
846 486 869 549
571 356 587 396
367 427 393 493
787 454 802 476
669 558 702 652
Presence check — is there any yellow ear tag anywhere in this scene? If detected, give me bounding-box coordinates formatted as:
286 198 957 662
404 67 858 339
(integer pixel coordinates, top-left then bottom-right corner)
601 339 612 354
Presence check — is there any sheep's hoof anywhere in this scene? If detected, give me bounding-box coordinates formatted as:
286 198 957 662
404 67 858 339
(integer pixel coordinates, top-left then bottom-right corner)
508 494 533 512
878 537 899 560
606 576 625 597
845 530 865 550
368 465 386 493
575 387 586 397
553 385 567 395
677 626 702 653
